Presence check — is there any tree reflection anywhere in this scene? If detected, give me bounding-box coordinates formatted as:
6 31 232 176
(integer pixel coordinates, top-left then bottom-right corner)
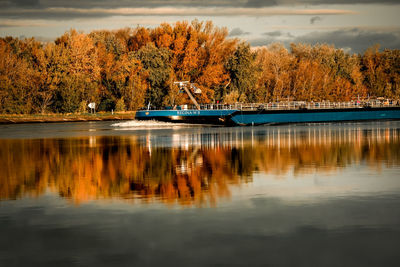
1 127 399 205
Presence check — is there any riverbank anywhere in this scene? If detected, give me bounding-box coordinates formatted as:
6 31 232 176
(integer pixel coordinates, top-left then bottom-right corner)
0 112 136 124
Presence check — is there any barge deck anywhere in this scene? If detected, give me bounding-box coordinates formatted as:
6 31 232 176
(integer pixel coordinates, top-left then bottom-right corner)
135 101 400 126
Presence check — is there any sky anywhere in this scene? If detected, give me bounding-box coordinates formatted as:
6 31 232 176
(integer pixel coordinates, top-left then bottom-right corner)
0 0 399 54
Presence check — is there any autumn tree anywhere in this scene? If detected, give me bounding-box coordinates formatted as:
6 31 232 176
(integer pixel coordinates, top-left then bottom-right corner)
35 43 62 114
0 38 40 113
361 45 400 99
194 21 236 103
291 43 366 101
53 30 100 113
150 20 237 104
92 30 132 111
254 43 294 102
128 27 151 51
119 53 148 110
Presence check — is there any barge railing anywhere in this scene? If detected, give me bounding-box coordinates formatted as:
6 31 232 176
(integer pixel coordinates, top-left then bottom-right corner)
178 100 399 111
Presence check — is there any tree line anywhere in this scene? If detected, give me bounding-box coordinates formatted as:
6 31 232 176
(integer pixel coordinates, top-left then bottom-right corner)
0 20 399 114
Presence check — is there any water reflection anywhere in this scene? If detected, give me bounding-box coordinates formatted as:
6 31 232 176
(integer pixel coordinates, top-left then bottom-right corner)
1 124 400 205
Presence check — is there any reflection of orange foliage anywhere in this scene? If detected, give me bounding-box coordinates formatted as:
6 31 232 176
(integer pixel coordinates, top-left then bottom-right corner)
0 128 399 205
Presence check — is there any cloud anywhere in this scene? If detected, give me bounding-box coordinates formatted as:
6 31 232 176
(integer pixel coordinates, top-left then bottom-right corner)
0 19 47 27
0 7 356 20
246 0 278 7
251 31 294 45
294 28 400 53
229 28 250 37
263 31 283 37
1 0 398 11
310 16 322 24
250 32 291 47
303 0 400 4
13 0 40 7
244 0 400 6
0 0 41 8
250 28 400 54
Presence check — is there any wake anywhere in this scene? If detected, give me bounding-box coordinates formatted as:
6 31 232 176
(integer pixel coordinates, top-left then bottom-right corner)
111 120 191 129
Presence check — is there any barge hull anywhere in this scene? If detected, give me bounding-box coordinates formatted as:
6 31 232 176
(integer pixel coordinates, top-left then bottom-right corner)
135 107 400 126
135 115 230 125
135 109 236 125
230 107 400 125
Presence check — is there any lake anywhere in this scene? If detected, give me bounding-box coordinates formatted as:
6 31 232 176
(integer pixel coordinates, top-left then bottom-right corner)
1 121 400 266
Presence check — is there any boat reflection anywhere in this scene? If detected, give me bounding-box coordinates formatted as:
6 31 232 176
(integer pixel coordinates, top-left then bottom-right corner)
1 124 399 205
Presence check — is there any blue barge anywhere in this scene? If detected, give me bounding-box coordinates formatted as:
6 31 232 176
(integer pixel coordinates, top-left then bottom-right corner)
135 102 400 126
135 109 236 125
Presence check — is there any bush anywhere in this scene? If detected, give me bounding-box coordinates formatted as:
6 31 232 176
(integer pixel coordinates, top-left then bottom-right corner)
78 101 88 113
115 98 126 112
98 98 115 112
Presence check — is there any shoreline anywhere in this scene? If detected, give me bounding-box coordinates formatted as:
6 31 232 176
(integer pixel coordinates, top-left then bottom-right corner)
0 112 136 124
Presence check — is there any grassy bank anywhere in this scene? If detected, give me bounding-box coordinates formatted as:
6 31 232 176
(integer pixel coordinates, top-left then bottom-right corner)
0 112 136 124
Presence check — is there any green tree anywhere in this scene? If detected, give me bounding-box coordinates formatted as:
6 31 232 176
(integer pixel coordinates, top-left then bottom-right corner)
135 43 172 108
225 43 257 102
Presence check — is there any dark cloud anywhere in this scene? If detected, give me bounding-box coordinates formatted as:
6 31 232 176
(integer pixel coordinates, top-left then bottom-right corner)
251 31 294 46
14 0 40 7
245 0 400 7
250 28 400 54
246 0 278 7
286 32 294 38
304 0 400 4
1 0 392 21
310 16 322 24
0 5 354 21
1 0 399 11
1 9 112 20
0 0 243 9
250 37 287 47
263 31 283 37
294 28 400 53
229 28 250 37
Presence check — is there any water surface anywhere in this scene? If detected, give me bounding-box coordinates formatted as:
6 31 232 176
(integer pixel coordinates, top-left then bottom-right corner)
1 121 400 266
